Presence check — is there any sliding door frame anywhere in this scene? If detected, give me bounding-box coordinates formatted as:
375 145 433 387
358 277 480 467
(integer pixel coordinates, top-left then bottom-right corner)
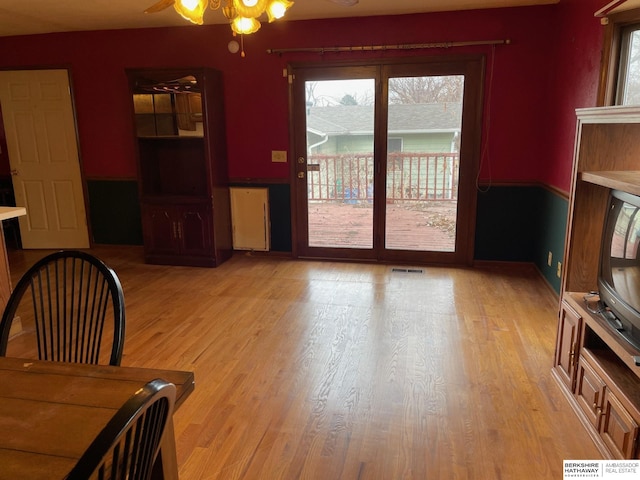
288 54 485 265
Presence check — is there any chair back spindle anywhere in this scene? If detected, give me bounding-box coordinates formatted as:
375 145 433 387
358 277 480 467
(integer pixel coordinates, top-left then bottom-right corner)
0 250 125 366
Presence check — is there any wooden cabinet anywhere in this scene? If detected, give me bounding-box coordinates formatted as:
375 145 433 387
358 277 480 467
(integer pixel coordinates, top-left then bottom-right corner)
554 301 582 391
553 106 640 459
575 353 606 430
577 346 640 459
557 294 640 459
601 387 639 459
142 204 213 261
127 68 232 267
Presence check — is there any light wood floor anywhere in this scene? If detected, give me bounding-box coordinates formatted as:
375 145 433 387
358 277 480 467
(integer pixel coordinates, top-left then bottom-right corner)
6 246 600 479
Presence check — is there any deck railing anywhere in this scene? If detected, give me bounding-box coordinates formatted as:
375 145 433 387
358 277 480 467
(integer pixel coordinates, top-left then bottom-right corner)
307 152 459 203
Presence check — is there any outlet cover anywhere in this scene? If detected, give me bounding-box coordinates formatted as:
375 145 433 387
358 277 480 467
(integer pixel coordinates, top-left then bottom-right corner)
556 261 562 278
271 150 287 163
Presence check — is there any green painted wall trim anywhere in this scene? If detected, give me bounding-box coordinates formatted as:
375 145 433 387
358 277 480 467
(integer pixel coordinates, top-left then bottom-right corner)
85 180 567 293
86 179 292 251
474 185 568 293
534 188 568 293
87 180 142 245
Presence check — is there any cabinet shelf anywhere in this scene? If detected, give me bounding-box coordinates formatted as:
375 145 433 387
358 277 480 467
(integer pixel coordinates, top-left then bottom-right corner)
136 135 204 140
566 292 640 375
141 195 209 204
582 345 640 404
137 137 207 197
580 171 640 195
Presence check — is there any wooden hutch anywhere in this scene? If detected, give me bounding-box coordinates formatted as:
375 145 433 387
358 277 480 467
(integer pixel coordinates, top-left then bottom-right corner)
126 68 232 267
553 106 640 459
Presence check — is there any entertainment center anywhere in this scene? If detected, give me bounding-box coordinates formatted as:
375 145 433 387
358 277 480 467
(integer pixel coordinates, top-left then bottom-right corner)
553 106 640 459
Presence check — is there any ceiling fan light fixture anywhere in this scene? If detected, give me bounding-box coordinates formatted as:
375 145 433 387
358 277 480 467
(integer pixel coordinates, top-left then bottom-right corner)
145 0 292 36
266 0 293 22
231 15 261 34
222 4 237 19
174 0 207 24
232 0 267 18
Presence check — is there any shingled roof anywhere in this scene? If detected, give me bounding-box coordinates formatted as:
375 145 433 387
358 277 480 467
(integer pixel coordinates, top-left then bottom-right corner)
307 103 462 136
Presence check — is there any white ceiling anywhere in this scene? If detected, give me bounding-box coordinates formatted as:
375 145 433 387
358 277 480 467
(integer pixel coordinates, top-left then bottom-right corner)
0 0 562 38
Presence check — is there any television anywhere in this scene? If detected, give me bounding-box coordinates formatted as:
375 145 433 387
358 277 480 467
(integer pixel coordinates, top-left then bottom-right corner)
597 189 640 352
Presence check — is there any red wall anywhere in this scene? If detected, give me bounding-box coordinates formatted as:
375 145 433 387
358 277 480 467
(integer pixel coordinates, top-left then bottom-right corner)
543 0 605 190
0 2 604 191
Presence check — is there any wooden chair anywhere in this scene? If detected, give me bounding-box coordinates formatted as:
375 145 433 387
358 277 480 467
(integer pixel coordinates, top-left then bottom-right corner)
66 378 177 480
0 250 125 365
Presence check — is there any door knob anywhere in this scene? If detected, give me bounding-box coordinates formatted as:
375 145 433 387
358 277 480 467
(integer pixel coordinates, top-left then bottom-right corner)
297 172 305 179
10 169 18 176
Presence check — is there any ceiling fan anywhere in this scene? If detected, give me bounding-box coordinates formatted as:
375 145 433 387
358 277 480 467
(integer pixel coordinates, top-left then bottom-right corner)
144 0 357 37
144 0 358 17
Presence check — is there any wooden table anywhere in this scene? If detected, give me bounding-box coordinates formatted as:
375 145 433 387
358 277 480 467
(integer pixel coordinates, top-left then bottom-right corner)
0 356 194 479
0 207 26 311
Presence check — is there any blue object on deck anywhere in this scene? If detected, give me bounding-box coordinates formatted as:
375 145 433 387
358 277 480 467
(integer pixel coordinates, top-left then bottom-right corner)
344 187 358 204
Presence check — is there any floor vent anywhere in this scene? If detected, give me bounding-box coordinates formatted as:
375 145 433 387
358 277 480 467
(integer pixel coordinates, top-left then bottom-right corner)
391 268 424 274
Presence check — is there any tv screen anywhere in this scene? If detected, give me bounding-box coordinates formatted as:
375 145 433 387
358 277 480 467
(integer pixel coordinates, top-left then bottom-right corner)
598 189 640 351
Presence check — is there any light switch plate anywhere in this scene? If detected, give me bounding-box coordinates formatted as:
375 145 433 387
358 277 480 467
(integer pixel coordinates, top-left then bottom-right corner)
272 150 287 163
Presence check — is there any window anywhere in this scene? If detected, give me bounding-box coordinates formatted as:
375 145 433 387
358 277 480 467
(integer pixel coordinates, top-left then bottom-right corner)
387 137 403 152
617 25 640 104
600 8 640 105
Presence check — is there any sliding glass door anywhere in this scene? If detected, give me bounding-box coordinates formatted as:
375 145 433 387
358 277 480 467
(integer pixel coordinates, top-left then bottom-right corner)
385 74 463 252
291 57 484 265
305 77 376 249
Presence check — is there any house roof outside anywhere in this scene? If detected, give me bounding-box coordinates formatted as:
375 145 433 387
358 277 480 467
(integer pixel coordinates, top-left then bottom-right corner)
306 103 462 136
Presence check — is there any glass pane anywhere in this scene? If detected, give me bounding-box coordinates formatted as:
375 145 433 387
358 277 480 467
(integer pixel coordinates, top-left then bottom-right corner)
305 79 375 248
385 75 463 252
621 29 640 105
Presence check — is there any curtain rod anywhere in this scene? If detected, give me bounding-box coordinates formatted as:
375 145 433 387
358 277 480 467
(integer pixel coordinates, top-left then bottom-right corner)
266 39 511 55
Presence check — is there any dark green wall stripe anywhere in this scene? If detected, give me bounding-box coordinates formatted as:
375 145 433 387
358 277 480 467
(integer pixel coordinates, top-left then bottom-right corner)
474 185 568 293
87 180 292 251
86 180 568 293
87 180 142 245
534 188 568 293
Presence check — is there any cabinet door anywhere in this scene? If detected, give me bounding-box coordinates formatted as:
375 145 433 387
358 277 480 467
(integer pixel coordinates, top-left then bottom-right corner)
177 206 212 256
142 205 179 255
555 302 581 391
575 356 606 429
601 389 639 459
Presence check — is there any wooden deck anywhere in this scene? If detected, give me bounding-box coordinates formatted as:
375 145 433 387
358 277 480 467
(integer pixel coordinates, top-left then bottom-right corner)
308 201 457 251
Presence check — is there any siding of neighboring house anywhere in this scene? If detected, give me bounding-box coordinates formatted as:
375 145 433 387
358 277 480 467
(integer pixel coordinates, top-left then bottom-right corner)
307 103 461 156
309 132 457 155
400 132 456 153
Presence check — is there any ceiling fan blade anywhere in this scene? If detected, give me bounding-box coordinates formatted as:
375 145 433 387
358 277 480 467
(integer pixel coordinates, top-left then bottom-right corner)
144 0 175 14
327 0 359 5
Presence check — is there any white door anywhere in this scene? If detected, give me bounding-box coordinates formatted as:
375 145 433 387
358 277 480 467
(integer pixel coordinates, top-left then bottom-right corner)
0 69 89 249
